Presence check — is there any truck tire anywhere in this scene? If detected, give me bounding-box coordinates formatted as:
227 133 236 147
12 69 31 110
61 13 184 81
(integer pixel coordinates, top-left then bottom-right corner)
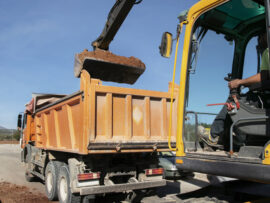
45 161 62 201
58 163 81 203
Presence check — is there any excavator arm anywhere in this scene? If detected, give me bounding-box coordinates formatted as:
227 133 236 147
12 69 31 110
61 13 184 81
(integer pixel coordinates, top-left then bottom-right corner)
74 0 145 84
92 0 139 50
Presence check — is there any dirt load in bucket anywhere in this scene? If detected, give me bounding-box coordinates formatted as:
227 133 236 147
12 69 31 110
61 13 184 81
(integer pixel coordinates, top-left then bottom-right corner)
78 49 145 68
74 49 146 84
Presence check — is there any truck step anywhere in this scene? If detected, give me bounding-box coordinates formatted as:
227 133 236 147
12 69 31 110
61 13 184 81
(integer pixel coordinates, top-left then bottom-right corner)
31 171 44 181
31 160 44 167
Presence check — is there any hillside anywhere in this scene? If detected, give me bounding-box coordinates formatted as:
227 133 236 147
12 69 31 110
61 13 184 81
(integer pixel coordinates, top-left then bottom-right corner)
0 128 18 141
0 128 15 136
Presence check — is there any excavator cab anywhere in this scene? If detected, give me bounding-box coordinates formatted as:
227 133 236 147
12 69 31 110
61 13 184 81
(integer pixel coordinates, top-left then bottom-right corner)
192 0 268 148
165 0 270 183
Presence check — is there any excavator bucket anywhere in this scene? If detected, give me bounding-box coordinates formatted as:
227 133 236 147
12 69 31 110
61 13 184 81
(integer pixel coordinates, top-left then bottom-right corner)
74 49 145 84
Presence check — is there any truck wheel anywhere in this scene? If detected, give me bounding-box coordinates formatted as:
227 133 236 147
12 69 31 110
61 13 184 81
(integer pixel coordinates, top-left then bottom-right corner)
58 163 81 203
45 161 62 201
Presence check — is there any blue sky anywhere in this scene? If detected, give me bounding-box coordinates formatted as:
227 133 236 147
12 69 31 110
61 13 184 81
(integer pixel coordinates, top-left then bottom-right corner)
0 0 258 128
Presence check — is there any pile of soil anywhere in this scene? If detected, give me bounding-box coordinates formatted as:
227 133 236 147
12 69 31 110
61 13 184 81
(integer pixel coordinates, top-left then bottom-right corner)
78 49 145 69
74 49 146 84
0 182 50 203
0 141 19 144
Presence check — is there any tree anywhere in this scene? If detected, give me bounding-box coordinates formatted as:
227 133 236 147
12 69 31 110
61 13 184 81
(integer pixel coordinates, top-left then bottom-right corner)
12 130 21 141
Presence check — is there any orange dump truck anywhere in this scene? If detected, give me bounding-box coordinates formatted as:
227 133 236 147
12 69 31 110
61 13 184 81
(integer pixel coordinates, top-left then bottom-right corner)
18 70 177 202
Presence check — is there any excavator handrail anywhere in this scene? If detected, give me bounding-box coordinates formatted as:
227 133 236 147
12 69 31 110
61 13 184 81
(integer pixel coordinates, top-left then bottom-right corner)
168 21 187 151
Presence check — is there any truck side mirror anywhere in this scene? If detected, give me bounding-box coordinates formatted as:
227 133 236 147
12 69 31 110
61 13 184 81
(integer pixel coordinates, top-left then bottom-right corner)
17 114 22 130
159 32 173 58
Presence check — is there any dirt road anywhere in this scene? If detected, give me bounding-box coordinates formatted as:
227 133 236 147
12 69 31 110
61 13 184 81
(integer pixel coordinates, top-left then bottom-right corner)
0 144 44 192
0 144 51 202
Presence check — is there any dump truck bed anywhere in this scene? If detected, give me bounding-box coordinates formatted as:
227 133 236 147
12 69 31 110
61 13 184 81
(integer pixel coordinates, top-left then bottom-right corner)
31 70 177 154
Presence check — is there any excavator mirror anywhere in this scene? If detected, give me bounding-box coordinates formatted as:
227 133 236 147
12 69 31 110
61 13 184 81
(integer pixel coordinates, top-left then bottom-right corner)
159 32 173 58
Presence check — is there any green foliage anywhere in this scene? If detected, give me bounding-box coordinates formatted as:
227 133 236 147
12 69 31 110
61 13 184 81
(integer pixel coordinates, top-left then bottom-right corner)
0 129 20 141
199 122 211 128
0 134 12 141
13 130 21 141
184 122 212 142
184 123 196 141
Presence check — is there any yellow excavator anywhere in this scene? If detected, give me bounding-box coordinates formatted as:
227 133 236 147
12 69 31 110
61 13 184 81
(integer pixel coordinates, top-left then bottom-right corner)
80 0 270 183
161 0 270 183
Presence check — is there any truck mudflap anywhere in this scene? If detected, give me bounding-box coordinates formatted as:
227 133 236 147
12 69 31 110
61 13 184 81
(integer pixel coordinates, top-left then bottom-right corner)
79 180 166 196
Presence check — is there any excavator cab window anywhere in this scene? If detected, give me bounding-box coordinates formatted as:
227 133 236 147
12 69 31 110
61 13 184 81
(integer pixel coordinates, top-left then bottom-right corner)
188 27 207 74
242 35 261 82
184 28 234 151
184 0 269 153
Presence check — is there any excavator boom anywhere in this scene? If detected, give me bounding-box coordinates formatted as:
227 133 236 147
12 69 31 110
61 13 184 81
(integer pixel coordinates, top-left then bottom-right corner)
92 0 137 50
74 0 145 84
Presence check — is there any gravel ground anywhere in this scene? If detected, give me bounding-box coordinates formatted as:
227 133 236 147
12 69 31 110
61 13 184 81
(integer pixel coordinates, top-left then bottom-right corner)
0 144 44 193
0 144 51 203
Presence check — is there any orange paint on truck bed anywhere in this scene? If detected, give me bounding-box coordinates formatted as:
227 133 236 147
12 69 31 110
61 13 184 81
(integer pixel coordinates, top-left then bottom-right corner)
26 70 177 154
